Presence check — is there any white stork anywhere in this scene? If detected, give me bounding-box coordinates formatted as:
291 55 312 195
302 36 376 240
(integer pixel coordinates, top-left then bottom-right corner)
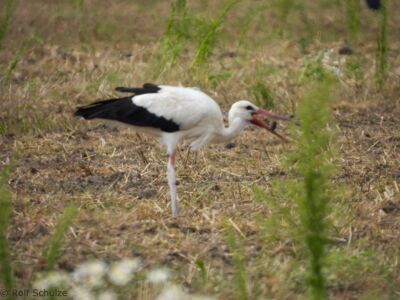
75 83 292 218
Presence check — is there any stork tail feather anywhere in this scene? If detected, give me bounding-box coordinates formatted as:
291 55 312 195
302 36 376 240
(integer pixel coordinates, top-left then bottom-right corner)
74 97 130 120
74 96 180 132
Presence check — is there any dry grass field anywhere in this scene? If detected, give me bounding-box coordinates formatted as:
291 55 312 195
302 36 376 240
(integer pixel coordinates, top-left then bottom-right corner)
1 0 400 299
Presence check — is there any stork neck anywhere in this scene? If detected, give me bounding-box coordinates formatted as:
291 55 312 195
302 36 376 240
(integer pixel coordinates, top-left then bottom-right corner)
220 118 248 142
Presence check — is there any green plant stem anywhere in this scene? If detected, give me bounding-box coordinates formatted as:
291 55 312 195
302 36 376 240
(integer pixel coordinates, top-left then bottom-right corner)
45 205 77 270
345 0 360 42
376 0 389 88
163 0 187 65
225 224 248 300
3 36 38 81
191 0 239 68
0 0 18 49
0 161 16 300
295 79 335 300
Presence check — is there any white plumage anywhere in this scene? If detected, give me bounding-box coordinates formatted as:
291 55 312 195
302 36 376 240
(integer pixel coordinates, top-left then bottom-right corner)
75 83 291 218
134 86 223 131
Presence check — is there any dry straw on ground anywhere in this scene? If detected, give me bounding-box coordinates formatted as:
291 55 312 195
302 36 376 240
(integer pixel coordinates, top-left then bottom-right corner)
1 1 400 299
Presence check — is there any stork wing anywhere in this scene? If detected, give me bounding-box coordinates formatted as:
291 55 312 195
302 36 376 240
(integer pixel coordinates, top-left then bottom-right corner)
132 85 223 131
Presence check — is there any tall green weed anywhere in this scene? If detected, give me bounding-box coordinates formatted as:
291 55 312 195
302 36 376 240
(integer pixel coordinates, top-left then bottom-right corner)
0 160 16 299
3 36 39 81
191 0 239 68
45 206 77 270
255 70 337 299
162 0 188 67
225 224 249 300
376 0 389 88
295 78 335 300
0 0 18 49
345 0 361 41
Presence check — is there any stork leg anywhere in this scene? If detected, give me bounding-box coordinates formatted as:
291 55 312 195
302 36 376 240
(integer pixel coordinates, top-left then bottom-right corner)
167 150 179 218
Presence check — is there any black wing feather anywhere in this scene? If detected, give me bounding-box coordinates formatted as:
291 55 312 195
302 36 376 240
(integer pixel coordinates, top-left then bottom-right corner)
74 96 180 133
115 83 161 95
365 0 381 10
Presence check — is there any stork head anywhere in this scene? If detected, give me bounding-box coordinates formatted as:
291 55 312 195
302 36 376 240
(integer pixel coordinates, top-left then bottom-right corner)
229 100 292 141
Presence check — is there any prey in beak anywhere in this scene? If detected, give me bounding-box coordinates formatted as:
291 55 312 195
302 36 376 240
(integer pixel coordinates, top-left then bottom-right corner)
250 109 293 142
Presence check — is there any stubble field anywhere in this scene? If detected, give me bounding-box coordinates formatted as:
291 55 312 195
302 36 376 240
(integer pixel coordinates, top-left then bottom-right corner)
1 1 400 299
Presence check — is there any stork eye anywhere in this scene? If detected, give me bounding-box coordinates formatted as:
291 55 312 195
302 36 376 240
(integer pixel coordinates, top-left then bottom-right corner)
245 105 254 111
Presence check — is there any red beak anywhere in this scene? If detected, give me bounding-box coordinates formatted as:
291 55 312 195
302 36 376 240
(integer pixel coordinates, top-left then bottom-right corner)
250 109 292 142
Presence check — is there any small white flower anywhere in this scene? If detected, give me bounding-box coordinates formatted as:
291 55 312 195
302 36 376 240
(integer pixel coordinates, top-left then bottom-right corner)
108 258 141 286
321 49 344 77
156 284 186 300
71 286 95 300
147 267 170 284
98 290 118 300
72 260 107 288
34 271 70 290
322 50 332 65
384 186 394 200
